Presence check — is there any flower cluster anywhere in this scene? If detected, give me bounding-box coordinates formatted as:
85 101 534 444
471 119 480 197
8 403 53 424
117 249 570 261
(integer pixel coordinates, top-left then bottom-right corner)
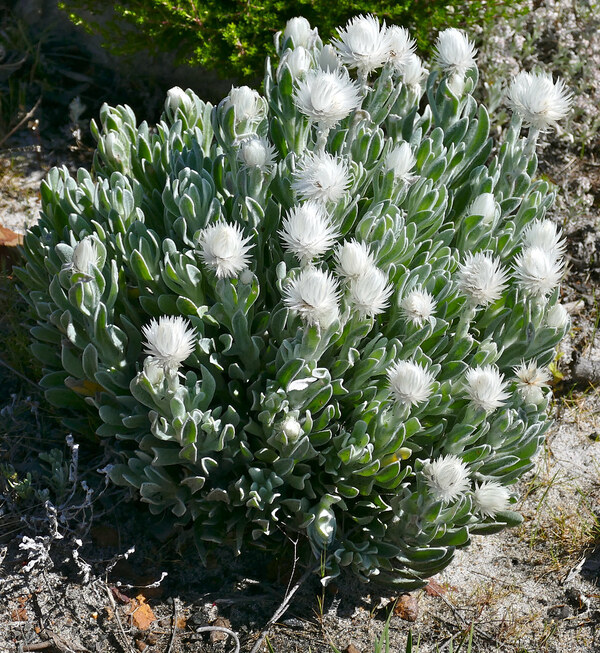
18 14 570 589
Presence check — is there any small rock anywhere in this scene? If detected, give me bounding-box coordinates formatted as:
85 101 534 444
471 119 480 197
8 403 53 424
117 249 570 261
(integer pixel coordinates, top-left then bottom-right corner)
134 639 147 652
281 617 305 629
547 604 571 620
209 616 232 643
394 594 419 622
343 645 361 653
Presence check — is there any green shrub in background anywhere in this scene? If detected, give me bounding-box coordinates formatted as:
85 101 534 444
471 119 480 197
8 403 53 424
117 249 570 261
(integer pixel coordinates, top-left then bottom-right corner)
58 0 525 79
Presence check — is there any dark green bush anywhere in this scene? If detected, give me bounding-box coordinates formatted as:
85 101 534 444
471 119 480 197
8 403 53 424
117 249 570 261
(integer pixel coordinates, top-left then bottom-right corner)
59 1 525 79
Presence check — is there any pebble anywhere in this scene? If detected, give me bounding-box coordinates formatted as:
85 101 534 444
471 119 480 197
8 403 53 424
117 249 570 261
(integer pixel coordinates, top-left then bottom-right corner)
209 616 232 643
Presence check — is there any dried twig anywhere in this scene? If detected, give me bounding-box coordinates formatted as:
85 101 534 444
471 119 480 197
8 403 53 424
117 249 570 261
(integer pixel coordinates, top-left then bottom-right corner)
102 581 135 653
249 562 320 653
0 356 40 389
0 96 42 148
165 598 178 653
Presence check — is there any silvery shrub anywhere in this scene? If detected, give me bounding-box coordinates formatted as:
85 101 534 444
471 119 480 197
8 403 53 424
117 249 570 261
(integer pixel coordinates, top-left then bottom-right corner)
17 16 571 587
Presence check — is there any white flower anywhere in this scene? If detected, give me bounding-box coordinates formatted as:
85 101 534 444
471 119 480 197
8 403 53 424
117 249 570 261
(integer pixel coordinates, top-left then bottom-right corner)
434 28 477 78
507 71 573 132
546 303 570 330
282 267 340 328
142 316 196 371
400 288 436 326
293 69 361 130
278 46 313 79
348 267 393 318
384 142 416 182
281 415 302 441
468 193 497 225
387 360 435 407
198 220 253 279
279 201 339 265
422 454 470 503
473 481 511 518
386 26 416 74
318 44 340 72
521 219 566 258
166 86 192 114
335 240 374 280
514 246 564 298
292 151 350 203
331 14 391 77
283 17 318 49
514 360 551 405
237 136 276 170
71 237 100 275
457 252 509 306
221 86 267 125
465 365 509 413
402 53 427 89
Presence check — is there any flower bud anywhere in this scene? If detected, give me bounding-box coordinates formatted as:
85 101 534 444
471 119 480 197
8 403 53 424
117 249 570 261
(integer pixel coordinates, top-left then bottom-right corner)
166 86 193 114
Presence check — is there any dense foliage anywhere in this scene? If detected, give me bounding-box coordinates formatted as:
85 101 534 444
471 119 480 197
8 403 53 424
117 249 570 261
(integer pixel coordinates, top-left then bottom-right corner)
17 16 569 587
58 0 523 79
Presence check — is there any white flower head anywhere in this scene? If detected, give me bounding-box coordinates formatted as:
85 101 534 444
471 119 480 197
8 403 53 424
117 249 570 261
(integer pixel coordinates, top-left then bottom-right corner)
507 71 573 132
331 14 391 77
293 68 361 130
514 246 564 298
514 360 551 405
221 86 267 125
468 193 497 226
402 53 427 89
335 239 374 280
282 267 340 328
387 359 435 407
281 415 303 442
465 365 510 413
521 219 566 258
166 86 193 114
348 267 393 318
546 303 570 330
386 26 416 74
384 142 416 182
237 136 276 171
473 480 511 518
71 237 100 275
142 316 196 372
283 17 318 49
292 151 350 203
457 252 509 307
279 201 339 265
318 44 340 72
198 220 253 279
422 454 470 503
434 28 477 78
278 46 313 79
401 287 436 326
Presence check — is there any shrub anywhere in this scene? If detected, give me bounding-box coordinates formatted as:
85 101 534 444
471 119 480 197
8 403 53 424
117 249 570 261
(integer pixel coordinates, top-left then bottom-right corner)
17 16 570 587
58 0 524 79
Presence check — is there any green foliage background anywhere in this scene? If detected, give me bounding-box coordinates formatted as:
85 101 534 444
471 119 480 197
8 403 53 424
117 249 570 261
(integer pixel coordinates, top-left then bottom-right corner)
59 0 523 79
